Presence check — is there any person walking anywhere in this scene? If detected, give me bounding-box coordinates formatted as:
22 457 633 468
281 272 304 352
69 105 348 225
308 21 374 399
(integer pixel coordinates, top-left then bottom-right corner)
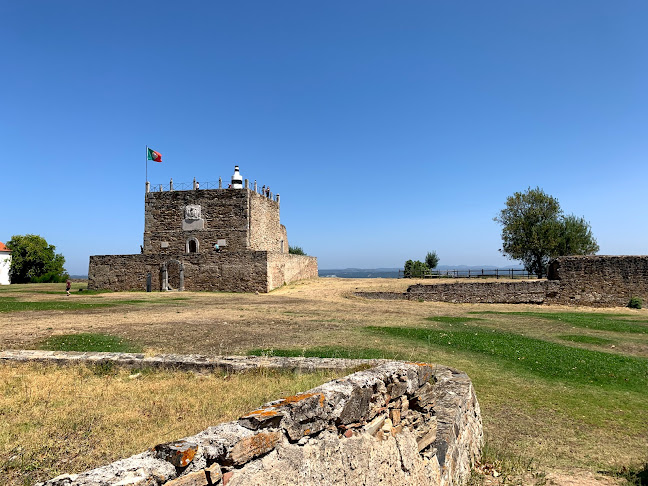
66 279 71 296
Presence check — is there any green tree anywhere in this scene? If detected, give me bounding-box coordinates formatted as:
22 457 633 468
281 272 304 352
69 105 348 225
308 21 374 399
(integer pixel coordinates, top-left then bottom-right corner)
425 251 439 270
288 245 306 255
6 234 68 283
494 187 598 278
554 215 600 256
404 260 429 278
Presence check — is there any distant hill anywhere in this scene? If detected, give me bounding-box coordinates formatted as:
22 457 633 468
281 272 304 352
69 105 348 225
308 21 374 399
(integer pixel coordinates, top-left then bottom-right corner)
319 268 400 278
319 265 524 279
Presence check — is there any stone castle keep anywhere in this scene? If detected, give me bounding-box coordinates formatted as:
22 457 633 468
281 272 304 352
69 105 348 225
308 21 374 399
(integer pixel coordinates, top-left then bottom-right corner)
88 167 318 292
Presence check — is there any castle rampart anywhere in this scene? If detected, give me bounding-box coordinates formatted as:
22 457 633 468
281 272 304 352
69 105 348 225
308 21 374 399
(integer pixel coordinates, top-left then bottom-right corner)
357 256 648 307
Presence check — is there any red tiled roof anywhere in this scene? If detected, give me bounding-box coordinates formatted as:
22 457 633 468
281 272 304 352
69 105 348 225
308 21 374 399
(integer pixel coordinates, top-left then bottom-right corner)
0 242 10 252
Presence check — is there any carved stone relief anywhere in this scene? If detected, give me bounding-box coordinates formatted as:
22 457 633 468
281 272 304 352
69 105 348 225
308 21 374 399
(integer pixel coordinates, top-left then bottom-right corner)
182 204 204 230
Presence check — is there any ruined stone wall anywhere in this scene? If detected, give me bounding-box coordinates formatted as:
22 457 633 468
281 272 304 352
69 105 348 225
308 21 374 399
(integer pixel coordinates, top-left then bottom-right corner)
357 256 648 307
547 255 648 306
266 253 318 290
39 361 482 486
406 280 560 304
143 189 251 255
88 254 162 291
249 192 283 252
88 252 270 293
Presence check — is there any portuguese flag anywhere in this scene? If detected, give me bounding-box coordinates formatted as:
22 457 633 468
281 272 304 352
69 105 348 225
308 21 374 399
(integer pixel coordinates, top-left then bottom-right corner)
147 147 162 162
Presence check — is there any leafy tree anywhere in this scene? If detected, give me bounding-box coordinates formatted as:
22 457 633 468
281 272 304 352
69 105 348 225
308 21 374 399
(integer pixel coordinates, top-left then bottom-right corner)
554 215 600 256
404 260 429 278
425 251 439 270
288 245 306 255
6 234 68 283
494 187 598 278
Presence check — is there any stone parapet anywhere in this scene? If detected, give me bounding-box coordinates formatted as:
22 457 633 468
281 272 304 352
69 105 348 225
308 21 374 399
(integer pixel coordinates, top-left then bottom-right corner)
26 357 482 486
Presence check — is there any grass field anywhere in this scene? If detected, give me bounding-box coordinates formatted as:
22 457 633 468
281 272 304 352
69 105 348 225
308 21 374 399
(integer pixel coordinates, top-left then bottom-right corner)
0 279 647 485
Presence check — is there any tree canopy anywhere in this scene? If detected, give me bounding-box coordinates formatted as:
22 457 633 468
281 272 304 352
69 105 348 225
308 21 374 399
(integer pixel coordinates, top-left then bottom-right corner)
425 251 439 270
6 234 68 283
494 187 599 278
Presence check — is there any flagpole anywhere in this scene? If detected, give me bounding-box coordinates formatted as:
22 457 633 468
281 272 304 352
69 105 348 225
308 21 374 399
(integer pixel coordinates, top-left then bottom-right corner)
145 145 148 184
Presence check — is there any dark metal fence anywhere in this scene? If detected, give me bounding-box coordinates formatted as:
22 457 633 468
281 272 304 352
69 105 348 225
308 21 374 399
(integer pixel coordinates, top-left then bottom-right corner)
398 268 535 279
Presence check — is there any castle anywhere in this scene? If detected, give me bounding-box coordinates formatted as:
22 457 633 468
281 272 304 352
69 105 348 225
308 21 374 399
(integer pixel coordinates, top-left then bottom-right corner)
88 167 318 292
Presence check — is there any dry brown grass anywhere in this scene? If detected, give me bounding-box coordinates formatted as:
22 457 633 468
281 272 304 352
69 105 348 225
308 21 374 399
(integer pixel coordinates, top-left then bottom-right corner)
1 279 647 483
0 362 343 485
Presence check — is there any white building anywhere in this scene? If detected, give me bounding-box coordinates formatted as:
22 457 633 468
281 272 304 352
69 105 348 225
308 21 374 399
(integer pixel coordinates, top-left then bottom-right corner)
0 242 11 285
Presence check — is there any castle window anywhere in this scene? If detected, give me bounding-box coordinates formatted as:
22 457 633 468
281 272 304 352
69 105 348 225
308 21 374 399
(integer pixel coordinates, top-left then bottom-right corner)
186 238 199 253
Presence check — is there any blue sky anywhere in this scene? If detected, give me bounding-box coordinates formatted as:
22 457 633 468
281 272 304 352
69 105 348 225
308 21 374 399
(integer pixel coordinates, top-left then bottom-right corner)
1 1 646 275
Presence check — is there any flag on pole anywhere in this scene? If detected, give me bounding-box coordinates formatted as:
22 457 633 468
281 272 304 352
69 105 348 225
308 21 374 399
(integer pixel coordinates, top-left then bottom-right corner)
147 148 162 162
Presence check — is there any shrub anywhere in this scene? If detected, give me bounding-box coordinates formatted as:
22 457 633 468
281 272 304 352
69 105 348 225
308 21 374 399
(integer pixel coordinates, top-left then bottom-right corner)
628 297 643 309
31 271 69 283
403 260 429 278
289 245 306 255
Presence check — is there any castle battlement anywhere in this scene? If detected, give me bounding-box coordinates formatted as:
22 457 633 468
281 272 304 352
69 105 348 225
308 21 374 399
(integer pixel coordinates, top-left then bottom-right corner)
147 175 279 203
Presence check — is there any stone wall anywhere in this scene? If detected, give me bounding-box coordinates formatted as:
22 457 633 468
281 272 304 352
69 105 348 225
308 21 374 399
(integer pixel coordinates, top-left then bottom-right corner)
407 280 560 304
144 189 253 255
89 252 270 293
546 255 648 307
38 360 482 486
89 252 317 293
356 256 648 307
143 189 284 256
267 253 318 290
249 192 282 253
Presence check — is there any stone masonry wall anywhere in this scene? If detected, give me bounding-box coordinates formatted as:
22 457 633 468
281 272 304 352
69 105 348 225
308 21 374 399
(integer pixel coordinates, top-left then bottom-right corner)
546 255 648 307
38 360 482 486
89 252 270 293
357 256 648 307
407 280 560 304
249 192 282 253
267 253 318 290
144 189 278 255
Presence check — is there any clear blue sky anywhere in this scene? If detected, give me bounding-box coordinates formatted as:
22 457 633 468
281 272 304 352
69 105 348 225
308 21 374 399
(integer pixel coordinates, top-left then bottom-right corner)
1 1 646 275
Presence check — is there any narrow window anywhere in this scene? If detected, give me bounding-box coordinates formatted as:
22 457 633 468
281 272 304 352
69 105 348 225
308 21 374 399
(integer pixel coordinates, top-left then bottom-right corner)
187 238 198 253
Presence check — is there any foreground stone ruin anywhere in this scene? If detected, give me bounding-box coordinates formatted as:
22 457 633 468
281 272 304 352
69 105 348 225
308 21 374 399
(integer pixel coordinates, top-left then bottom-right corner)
17 354 482 486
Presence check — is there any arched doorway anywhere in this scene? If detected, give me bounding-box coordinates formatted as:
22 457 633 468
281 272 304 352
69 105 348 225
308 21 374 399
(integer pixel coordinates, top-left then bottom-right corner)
160 260 185 291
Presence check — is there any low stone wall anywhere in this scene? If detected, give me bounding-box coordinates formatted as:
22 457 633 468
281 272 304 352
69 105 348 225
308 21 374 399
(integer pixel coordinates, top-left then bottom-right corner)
356 256 648 307
354 291 407 300
0 350 383 373
26 357 481 486
407 280 560 304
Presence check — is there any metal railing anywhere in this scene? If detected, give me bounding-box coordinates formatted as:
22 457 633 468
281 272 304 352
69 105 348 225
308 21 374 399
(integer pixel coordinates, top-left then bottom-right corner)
398 268 536 279
147 179 279 202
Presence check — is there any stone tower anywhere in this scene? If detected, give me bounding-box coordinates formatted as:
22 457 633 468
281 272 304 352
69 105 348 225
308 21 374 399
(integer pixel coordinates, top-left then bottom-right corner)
88 169 317 292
